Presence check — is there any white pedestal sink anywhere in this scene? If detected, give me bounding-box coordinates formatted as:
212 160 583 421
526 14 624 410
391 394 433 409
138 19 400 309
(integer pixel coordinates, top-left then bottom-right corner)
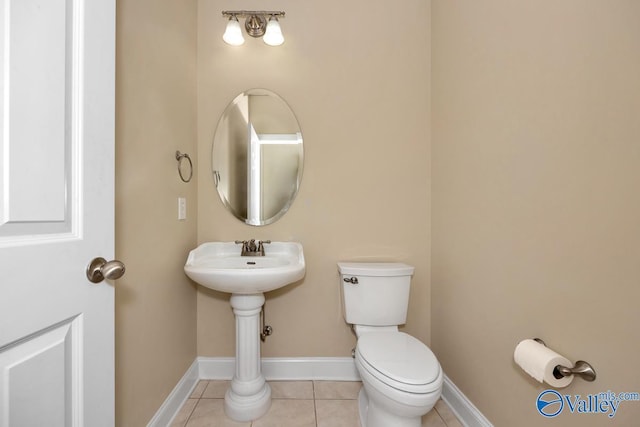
184 241 305 422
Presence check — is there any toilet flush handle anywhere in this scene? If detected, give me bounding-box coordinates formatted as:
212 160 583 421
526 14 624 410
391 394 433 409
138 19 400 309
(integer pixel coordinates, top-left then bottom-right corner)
343 277 358 284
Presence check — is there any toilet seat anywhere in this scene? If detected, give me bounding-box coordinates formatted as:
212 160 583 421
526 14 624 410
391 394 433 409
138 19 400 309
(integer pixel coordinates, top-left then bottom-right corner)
356 332 441 394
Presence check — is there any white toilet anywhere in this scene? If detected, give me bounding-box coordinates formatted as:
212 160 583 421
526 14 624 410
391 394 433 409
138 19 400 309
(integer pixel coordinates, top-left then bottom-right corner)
338 262 443 427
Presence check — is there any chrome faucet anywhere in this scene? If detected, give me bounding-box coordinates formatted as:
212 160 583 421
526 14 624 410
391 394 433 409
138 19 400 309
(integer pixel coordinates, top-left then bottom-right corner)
235 239 271 256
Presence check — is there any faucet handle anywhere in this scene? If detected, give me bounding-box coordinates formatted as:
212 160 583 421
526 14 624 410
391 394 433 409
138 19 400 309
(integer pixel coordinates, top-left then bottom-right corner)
257 240 271 256
235 240 250 255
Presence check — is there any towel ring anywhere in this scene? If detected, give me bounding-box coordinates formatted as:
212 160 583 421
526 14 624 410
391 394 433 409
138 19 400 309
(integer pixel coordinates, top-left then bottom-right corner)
175 151 193 183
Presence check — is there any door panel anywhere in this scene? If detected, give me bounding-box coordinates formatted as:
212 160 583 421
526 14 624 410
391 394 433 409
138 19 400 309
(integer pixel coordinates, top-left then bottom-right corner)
5 0 67 223
0 317 82 426
1 0 77 239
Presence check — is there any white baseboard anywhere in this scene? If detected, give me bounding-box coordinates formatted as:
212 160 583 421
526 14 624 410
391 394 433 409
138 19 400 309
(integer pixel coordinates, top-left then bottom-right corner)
198 356 361 381
146 359 199 427
196 356 235 379
148 357 492 427
441 374 493 427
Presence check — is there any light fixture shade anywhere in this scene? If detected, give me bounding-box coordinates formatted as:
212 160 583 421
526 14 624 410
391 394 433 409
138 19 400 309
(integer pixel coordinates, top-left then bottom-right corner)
223 17 244 46
263 17 284 46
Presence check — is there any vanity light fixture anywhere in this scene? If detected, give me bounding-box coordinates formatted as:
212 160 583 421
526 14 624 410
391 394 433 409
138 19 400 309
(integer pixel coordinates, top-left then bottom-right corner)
222 11 285 46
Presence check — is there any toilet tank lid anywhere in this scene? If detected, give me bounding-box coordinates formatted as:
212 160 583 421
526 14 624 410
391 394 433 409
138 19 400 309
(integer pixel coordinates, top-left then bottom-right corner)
337 262 414 277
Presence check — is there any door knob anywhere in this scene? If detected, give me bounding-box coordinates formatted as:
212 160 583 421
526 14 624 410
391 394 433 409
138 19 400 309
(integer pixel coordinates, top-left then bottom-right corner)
86 257 126 283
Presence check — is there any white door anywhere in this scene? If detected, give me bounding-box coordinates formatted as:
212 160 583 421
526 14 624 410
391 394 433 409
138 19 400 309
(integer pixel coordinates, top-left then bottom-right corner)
0 0 116 426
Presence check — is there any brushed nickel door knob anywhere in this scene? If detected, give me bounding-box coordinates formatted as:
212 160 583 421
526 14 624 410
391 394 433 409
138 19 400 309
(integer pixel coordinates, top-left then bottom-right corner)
86 257 126 283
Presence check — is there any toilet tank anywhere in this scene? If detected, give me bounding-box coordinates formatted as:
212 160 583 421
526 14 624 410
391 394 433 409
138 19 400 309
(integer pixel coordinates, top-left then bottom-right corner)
338 262 414 326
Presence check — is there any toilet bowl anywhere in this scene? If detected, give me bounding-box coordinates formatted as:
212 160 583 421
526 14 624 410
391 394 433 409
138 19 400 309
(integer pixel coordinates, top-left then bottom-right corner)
338 262 443 427
355 331 443 427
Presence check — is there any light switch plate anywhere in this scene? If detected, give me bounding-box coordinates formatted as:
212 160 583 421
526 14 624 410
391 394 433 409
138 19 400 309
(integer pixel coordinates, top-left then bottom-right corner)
178 197 186 220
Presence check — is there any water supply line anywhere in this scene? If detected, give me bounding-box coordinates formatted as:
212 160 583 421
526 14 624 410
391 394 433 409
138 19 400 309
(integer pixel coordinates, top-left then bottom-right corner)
260 303 273 342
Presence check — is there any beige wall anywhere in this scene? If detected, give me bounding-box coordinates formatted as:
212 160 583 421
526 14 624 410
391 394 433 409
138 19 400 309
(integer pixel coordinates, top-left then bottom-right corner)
113 1 640 425
432 1 640 426
115 0 198 425
196 0 431 357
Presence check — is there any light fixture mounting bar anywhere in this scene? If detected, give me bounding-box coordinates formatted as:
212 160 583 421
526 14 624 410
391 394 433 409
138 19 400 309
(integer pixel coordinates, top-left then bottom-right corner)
222 10 285 19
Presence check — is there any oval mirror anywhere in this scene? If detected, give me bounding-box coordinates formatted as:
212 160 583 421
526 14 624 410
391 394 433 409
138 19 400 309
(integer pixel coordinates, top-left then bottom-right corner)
212 89 304 226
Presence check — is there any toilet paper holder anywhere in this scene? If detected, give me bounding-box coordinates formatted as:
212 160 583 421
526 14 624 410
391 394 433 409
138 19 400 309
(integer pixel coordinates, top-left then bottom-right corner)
533 338 596 382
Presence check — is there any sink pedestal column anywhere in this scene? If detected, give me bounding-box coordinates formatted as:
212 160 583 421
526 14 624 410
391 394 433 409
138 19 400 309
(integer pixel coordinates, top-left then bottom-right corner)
224 293 271 421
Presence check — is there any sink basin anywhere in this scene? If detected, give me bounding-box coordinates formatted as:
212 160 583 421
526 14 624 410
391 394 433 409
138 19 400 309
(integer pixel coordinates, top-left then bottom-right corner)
184 241 305 294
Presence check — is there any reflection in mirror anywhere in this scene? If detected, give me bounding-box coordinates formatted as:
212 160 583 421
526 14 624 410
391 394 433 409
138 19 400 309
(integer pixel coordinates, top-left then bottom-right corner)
212 89 303 226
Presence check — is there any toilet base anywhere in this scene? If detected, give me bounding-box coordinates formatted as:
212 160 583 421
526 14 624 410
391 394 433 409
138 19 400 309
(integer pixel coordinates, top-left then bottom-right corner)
358 387 423 427
358 387 368 427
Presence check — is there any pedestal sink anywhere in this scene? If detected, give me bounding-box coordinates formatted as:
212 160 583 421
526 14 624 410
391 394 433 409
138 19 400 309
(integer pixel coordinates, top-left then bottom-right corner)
184 241 305 421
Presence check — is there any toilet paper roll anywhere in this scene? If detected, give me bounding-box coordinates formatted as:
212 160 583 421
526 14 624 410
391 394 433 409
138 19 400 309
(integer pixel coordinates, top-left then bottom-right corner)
514 339 574 388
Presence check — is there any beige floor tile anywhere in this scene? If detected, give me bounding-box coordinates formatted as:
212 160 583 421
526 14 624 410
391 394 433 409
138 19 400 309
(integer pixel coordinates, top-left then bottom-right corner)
269 381 314 399
202 380 231 398
171 398 198 427
252 399 316 427
172 381 463 427
190 381 208 399
185 399 250 427
314 381 361 400
316 399 360 427
434 400 464 427
422 407 447 427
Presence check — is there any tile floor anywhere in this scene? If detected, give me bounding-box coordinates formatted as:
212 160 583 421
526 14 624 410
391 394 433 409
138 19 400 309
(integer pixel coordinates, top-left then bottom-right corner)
171 380 463 427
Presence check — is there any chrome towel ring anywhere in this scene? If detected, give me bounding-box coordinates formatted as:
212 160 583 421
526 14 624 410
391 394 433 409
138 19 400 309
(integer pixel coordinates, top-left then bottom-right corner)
175 150 193 183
